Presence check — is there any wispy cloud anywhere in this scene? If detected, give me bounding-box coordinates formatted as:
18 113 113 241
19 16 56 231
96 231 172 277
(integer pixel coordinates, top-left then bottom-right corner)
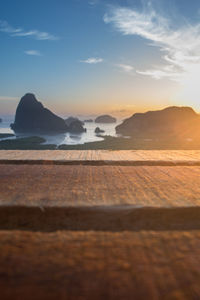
0 20 58 40
104 5 200 82
88 0 99 5
24 50 42 56
80 57 103 64
116 64 134 74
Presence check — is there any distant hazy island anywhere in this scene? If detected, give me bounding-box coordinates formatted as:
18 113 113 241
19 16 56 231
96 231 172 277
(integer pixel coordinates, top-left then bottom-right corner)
84 119 93 123
1 93 200 150
95 115 117 123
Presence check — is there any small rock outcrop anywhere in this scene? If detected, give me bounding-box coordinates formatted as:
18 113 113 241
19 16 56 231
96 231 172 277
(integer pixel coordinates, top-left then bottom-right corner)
95 115 116 123
95 127 105 134
11 93 68 133
116 106 200 138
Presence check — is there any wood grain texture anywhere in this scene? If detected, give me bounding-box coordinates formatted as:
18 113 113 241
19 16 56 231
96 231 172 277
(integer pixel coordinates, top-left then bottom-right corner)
1 206 200 231
0 230 200 300
1 164 200 207
1 150 200 163
1 151 200 299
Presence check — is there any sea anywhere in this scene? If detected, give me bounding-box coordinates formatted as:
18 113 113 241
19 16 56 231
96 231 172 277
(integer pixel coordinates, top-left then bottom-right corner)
0 116 123 145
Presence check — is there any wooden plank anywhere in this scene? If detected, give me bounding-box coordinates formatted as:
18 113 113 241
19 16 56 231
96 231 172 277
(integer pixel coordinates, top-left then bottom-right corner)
1 150 200 163
1 165 200 207
1 206 200 231
1 151 200 299
0 230 200 300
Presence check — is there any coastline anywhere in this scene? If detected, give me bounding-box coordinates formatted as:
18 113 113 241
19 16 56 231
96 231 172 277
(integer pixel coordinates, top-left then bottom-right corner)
2 134 200 150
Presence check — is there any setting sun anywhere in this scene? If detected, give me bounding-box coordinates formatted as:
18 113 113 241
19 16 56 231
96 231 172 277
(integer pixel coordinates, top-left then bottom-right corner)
1 1 200 299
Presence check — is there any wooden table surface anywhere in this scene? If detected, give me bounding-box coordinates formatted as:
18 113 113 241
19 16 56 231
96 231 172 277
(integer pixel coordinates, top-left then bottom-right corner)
1 230 200 300
1 149 200 164
1 150 200 299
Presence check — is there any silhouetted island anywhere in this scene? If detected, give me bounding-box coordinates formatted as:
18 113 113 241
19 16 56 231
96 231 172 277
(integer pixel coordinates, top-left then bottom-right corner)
84 119 93 123
11 94 86 134
65 117 84 126
0 118 2 123
116 106 200 138
11 93 68 133
65 117 86 133
95 127 105 134
68 120 87 133
95 115 116 123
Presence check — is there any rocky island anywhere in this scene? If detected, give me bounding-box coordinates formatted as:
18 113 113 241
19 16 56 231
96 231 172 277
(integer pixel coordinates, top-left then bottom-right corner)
116 106 200 139
11 94 86 134
84 119 93 123
95 127 105 134
68 120 86 133
11 93 68 134
95 115 116 123
65 117 86 133
65 117 84 126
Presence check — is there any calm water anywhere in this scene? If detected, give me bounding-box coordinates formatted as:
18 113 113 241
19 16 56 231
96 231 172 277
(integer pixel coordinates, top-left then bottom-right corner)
0 116 122 145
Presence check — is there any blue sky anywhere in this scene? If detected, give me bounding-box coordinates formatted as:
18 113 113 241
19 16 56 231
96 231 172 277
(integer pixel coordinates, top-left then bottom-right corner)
1 0 200 116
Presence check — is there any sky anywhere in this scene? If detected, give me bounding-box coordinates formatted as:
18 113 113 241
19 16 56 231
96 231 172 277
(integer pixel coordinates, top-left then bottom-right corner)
1 0 200 117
